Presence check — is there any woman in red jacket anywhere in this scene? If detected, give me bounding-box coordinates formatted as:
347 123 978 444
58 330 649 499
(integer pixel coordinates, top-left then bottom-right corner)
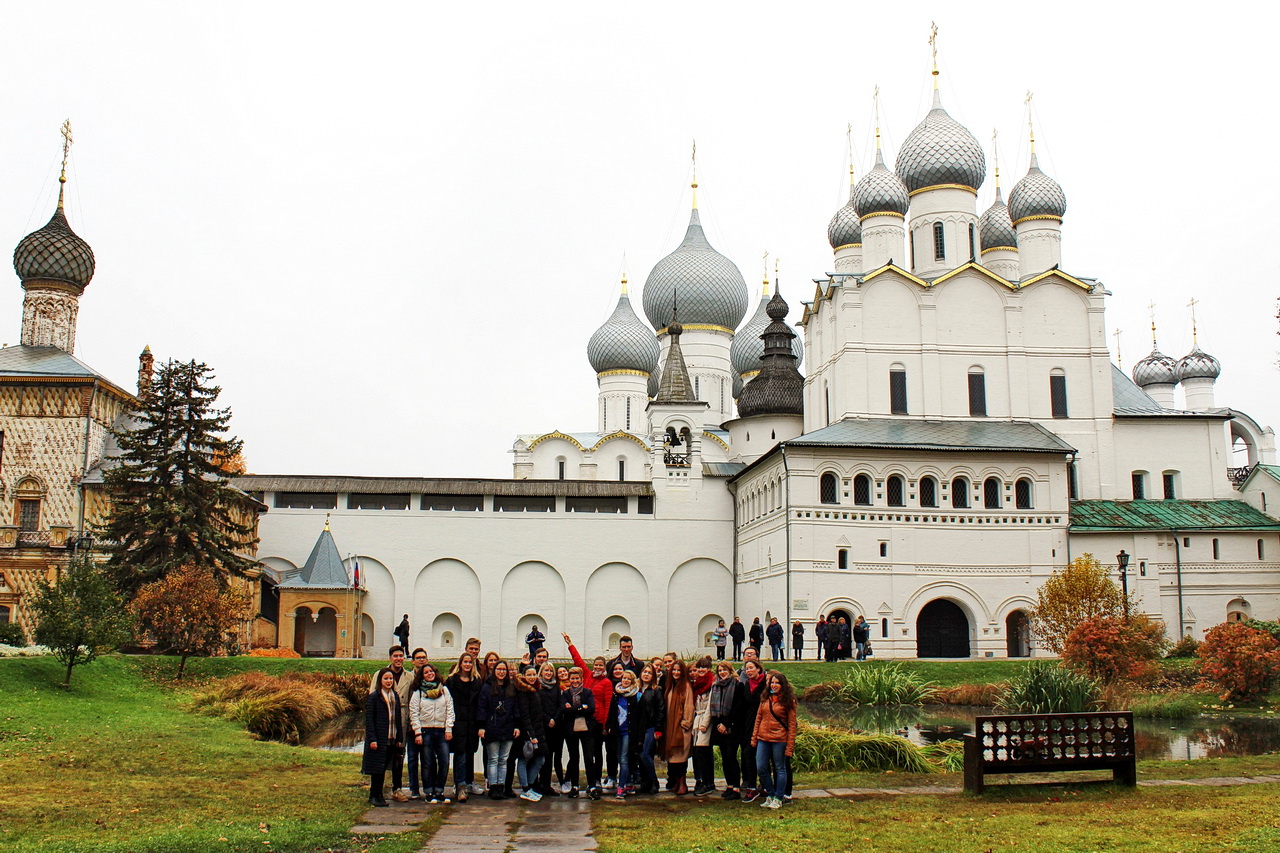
563 632 612 800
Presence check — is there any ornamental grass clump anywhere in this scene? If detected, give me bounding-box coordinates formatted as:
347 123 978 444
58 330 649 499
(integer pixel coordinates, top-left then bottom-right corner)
792 722 934 774
190 671 355 743
997 661 1101 713
1129 693 1199 720
825 663 937 706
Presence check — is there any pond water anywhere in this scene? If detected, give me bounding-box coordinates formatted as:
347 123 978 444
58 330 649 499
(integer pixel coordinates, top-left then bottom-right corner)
304 704 1280 762
802 703 1280 761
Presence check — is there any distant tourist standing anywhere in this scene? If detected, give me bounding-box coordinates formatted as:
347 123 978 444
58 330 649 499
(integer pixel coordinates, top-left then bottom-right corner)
713 620 729 660
791 620 804 661
525 625 546 658
765 618 784 661
729 617 746 660
815 616 829 661
394 615 411 650
748 618 764 657
853 616 870 660
363 667 404 807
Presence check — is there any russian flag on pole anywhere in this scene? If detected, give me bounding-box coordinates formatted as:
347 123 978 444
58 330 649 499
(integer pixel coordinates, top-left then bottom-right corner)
353 559 361 590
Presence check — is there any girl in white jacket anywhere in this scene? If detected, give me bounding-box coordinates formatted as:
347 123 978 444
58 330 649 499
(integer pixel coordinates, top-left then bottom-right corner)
410 663 456 803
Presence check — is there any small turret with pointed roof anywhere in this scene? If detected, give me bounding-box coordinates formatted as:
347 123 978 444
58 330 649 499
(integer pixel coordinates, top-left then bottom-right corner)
654 309 696 404
736 282 804 418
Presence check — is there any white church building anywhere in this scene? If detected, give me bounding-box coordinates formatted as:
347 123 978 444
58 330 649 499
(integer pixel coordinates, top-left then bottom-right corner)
237 70 1280 660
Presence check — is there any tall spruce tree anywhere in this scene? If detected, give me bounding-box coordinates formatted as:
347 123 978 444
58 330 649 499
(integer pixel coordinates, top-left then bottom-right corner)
101 359 258 596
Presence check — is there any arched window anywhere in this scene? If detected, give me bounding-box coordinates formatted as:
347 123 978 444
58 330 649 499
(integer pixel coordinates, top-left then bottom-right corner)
1131 471 1146 500
886 475 905 507
853 474 872 506
889 366 908 415
1162 471 1177 500
1049 369 1068 418
968 222 977 261
14 477 45 532
984 477 1002 509
819 472 839 504
968 367 987 417
951 477 970 509
1015 477 1033 509
837 549 848 570
933 221 945 261
919 476 938 508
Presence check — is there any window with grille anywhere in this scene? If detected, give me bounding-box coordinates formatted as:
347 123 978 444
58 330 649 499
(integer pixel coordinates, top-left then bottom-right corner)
566 496 627 513
951 478 970 508
919 477 938 508
968 370 987 417
887 475 905 507
889 369 908 414
820 472 839 504
933 222 945 260
1049 373 1069 418
854 474 872 506
983 478 1001 509
494 496 556 512
1163 472 1176 500
1015 478 1033 509
1131 472 1146 500
421 494 484 511
18 499 41 531
625 398 631 430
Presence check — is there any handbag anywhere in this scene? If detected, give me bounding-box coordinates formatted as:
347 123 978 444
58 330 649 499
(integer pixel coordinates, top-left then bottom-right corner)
864 642 873 657
573 716 588 732
522 739 538 760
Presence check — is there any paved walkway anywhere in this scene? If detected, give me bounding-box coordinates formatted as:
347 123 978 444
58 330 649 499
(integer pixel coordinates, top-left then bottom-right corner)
349 775 1280 852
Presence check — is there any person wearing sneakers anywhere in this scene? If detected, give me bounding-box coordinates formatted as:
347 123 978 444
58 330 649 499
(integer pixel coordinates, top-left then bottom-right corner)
409 663 455 804
751 671 798 809
709 660 745 800
737 658 767 802
606 670 639 799
514 665 549 802
563 632 612 800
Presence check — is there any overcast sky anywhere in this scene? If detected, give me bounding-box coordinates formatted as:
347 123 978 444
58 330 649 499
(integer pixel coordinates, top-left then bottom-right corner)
1 3 1275 478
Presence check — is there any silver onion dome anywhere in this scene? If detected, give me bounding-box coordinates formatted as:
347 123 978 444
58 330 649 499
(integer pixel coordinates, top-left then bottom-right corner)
978 189 1017 251
827 186 861 249
894 91 986 194
642 209 749 332
852 148 909 218
1174 345 1221 382
1008 153 1067 224
587 291 660 375
14 198 95 289
731 291 804 379
1131 347 1177 387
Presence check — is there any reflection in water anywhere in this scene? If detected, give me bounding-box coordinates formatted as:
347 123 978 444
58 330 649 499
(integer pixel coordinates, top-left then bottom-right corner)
800 703 1280 761
304 712 364 753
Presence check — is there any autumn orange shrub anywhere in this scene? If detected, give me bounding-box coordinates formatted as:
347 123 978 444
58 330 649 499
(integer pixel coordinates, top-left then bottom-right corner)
1032 554 1126 654
1061 615 1168 684
1196 622 1280 702
248 647 302 658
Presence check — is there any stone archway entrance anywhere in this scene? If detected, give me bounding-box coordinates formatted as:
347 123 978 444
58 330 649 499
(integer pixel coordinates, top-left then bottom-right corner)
916 600 970 658
294 606 338 657
1006 610 1031 657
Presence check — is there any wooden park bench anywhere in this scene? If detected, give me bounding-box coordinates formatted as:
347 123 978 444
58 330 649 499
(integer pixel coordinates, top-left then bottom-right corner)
962 711 1136 793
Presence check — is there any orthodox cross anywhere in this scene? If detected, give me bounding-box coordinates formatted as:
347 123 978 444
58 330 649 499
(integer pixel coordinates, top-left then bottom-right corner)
1113 328 1123 371
1148 300 1158 346
59 119 73 183
929 22 939 77
1187 297 1199 344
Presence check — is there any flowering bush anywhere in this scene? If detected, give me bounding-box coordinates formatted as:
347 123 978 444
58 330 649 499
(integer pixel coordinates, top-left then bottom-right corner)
247 647 301 658
1061 614 1169 684
0 644 53 657
1197 622 1280 702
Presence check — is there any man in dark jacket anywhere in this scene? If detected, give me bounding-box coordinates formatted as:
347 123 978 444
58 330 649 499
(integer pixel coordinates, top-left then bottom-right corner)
765 617 784 661
748 618 764 656
838 617 853 660
815 616 829 662
728 617 746 661
606 636 643 679
852 615 871 660
394 615 411 650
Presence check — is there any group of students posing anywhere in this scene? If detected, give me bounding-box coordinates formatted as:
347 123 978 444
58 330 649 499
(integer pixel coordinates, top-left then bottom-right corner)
362 633 800 811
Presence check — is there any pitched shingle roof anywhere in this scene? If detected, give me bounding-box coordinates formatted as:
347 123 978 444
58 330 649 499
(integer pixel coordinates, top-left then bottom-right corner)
787 418 1075 454
280 528 351 589
1070 499 1280 532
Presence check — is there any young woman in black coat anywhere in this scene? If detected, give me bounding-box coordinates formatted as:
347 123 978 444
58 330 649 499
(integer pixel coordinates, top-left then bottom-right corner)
559 666 596 798
477 660 520 799
362 668 404 807
737 659 768 801
444 652 482 802
708 660 746 799
630 663 665 794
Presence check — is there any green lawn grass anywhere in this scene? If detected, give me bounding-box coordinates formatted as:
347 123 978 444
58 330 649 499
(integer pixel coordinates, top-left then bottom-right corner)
0 656 438 853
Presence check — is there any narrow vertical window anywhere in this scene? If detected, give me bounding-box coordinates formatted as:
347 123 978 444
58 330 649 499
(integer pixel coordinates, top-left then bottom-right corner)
1162 472 1176 500
1068 461 1079 501
824 383 831 425
1258 539 1265 560
910 231 916 271
625 397 631 431
1212 538 1220 560
853 474 872 506
968 369 987 417
820 472 838 504
557 459 566 481
919 476 938 508
969 222 977 261
887 475 905 507
881 617 888 638
983 477 1001 509
837 549 848 570
879 542 888 558
889 368 908 415
695 376 700 399
618 460 626 481
1049 372 1068 418
1015 478 1033 509
951 477 970 509
933 221 945 260
1131 472 1146 500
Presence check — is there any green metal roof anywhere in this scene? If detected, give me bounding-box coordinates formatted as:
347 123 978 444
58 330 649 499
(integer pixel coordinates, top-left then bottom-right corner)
1241 464 1280 488
1070 499 1280 532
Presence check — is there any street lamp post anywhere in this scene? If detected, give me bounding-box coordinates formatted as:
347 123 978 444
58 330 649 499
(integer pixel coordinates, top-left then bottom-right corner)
1117 549 1131 622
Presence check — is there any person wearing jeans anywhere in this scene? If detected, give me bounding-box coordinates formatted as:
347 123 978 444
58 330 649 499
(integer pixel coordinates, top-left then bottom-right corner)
607 670 639 798
410 663 455 803
477 660 520 799
632 663 664 794
750 671 798 809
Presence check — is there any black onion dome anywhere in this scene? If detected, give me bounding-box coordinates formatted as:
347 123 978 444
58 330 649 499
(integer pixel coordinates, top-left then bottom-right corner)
14 200 95 288
894 91 986 193
852 148 909 218
736 286 804 418
587 292 660 374
827 185 862 249
642 209 749 331
732 292 804 378
978 188 1017 251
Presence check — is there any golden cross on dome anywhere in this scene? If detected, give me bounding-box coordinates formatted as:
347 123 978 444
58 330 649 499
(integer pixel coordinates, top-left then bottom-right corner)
691 139 699 208
929 22 939 84
847 122 854 183
1113 328 1123 371
1148 300 1158 338
1024 91 1037 152
992 128 1001 185
873 85 882 148
1187 297 1200 344
59 119 73 183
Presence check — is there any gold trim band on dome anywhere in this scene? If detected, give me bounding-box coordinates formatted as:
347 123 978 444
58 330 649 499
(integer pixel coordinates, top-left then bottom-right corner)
526 430 587 451
590 430 650 452
702 431 731 452
596 369 651 379
739 370 760 381
979 246 1018 256
859 211 905 221
656 323 735 336
833 243 863 252
1012 214 1063 226
907 184 978 197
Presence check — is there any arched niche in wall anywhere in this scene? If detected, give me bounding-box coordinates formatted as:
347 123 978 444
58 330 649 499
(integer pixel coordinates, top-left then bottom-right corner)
666 558 732 651
585 563 647 656
502 562 565 655
415 559 481 652
861 278 921 345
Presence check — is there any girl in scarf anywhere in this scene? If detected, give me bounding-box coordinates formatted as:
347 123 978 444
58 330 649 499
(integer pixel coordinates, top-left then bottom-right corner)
559 666 595 798
477 660 520 799
606 669 639 799
738 658 767 802
661 659 694 795
362 668 403 807
444 652 481 802
537 662 565 796
688 656 717 795
410 663 455 803
632 663 665 795
709 660 745 799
